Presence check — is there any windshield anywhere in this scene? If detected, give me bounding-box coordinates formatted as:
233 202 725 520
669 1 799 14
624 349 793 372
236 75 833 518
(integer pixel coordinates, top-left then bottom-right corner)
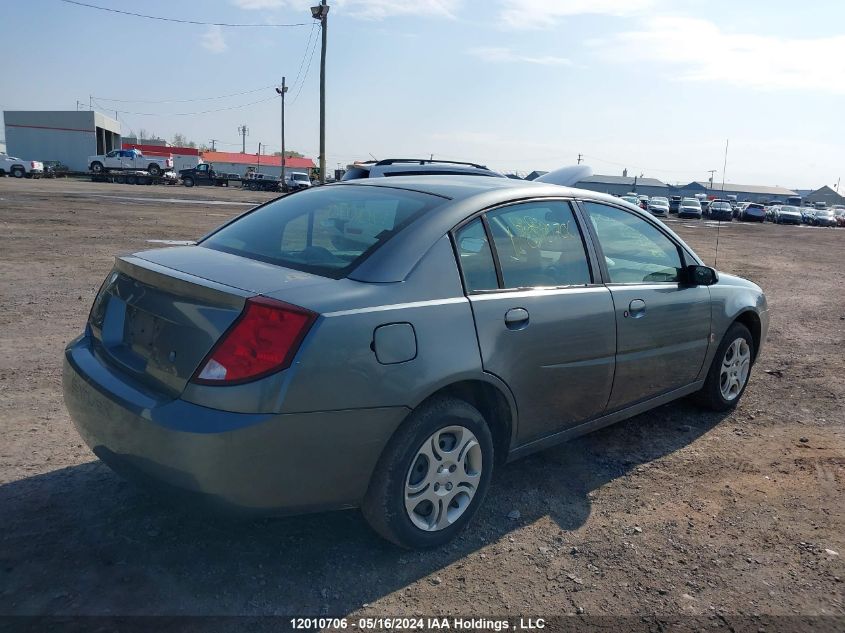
780 206 799 213
621 196 638 204
650 199 668 205
292 174 309 181
711 202 730 210
681 199 701 207
201 185 443 278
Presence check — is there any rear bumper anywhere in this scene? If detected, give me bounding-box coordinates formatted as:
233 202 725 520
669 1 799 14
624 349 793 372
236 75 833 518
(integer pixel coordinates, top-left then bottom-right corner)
63 335 408 514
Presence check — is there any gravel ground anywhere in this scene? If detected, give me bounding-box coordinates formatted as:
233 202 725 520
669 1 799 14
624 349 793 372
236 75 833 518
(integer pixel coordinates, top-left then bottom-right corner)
0 178 843 623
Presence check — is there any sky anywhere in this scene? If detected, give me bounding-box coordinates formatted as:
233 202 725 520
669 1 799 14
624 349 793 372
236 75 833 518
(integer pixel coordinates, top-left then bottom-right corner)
1 0 843 189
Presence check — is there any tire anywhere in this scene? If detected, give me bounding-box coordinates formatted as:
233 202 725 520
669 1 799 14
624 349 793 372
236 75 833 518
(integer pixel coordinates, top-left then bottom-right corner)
693 322 754 411
147 164 162 177
12 167 25 178
182 176 194 187
115 175 126 184
126 175 137 185
362 396 494 549
90 162 104 174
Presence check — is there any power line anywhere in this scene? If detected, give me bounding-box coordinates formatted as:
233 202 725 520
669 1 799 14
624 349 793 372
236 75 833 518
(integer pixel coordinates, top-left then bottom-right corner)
290 25 320 105
93 84 279 104
58 0 309 27
93 95 276 117
289 23 318 97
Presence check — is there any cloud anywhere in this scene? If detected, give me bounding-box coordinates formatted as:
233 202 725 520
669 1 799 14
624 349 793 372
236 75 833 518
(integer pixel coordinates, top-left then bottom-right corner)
468 46 572 66
201 25 228 53
594 17 845 94
497 0 654 30
231 0 459 19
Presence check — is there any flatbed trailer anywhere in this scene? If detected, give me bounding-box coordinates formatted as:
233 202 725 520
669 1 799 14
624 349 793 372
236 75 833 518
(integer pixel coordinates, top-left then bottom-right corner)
90 170 178 185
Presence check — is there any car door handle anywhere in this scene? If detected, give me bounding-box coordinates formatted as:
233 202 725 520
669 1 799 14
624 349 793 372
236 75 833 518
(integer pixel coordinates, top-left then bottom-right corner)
504 307 530 330
626 299 646 318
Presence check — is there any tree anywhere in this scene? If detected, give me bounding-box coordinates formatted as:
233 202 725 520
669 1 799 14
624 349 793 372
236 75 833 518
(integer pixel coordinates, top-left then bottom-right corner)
171 133 188 147
272 150 304 158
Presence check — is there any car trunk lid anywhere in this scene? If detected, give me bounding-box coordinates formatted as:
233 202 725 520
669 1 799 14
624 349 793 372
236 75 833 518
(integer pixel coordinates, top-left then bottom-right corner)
88 246 332 395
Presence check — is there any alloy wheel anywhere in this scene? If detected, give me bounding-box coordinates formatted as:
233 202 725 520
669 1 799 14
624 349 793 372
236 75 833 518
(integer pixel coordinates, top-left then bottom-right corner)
404 425 482 531
720 337 751 401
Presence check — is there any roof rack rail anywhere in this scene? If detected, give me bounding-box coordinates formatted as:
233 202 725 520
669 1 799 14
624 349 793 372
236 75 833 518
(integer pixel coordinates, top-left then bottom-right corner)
373 158 491 169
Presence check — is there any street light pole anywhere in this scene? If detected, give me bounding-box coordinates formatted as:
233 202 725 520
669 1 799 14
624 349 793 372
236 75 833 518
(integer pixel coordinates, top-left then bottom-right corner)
311 1 329 183
276 77 288 188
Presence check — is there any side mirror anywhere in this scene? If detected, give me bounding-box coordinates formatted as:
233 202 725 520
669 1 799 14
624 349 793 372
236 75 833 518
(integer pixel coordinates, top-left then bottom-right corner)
686 264 718 286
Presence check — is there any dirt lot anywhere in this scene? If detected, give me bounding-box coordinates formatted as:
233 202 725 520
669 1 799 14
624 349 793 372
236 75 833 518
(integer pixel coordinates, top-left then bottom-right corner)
0 178 843 623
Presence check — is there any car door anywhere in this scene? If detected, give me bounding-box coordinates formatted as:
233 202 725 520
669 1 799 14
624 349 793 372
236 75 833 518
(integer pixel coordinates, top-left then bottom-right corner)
453 200 617 445
579 201 711 411
103 150 120 169
195 163 211 183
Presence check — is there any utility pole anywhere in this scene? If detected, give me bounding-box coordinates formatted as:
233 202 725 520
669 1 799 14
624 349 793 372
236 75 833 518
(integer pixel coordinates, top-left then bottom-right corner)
707 169 716 192
276 77 288 185
209 139 218 151
721 139 729 192
257 142 261 173
89 95 92 111
577 153 583 164
238 125 249 153
311 1 329 183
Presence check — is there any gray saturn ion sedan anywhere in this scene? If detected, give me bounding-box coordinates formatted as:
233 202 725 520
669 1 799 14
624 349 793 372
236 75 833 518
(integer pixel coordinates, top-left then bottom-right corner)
63 176 768 549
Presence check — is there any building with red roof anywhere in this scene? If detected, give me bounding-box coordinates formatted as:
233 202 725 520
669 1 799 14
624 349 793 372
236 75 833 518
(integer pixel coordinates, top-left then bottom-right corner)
200 151 315 179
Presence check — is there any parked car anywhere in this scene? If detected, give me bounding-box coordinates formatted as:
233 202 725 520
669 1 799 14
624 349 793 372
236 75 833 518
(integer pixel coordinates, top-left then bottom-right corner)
42 160 70 178
801 207 816 224
739 203 766 223
774 205 802 225
637 195 649 210
179 163 240 187
63 176 768 548
0 153 44 178
646 196 670 217
700 199 712 216
342 158 504 180
88 149 173 176
812 208 838 227
733 202 748 219
833 208 845 227
708 200 733 221
669 195 682 214
620 195 640 206
677 198 702 219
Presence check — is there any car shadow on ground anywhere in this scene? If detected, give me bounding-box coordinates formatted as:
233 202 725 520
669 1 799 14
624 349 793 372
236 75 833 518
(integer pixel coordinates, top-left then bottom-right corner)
0 400 728 616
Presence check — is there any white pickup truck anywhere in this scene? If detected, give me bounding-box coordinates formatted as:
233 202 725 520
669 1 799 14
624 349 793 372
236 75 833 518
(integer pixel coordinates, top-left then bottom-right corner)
88 149 173 177
0 153 44 178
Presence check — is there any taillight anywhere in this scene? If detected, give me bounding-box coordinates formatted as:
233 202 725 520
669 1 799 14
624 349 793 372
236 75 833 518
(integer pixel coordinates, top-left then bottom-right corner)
192 297 316 385
31 161 36 168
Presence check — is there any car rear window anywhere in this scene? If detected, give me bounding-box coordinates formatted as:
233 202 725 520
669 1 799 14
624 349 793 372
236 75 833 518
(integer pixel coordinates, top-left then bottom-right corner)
201 185 443 278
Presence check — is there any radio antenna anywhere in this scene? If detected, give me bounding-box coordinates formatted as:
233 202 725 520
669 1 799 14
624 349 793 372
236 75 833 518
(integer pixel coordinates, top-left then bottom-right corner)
714 139 729 268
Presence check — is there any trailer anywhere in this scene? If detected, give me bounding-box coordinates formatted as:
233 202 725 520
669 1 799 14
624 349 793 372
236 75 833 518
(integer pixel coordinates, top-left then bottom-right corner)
90 170 179 185
241 172 282 191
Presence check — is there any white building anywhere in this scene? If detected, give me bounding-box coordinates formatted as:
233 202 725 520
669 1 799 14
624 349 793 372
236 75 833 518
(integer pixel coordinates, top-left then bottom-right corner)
3 110 121 172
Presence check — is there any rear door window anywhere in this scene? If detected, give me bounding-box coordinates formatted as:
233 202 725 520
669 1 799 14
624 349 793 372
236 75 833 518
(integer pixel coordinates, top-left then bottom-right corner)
454 218 498 292
486 201 592 288
202 185 443 278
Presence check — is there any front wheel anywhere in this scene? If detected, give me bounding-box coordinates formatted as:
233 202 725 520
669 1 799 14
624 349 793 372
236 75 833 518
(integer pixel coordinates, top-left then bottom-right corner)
693 322 754 411
362 397 494 549
182 176 194 187
148 164 162 177
90 162 104 174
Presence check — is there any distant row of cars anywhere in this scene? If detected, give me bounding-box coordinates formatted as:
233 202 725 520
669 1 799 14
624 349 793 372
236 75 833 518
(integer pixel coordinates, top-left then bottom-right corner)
619 192 845 227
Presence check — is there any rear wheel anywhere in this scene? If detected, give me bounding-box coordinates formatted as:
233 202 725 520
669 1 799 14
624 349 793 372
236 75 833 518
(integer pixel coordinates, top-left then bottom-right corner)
12 167 25 178
362 396 494 549
693 322 754 411
90 162 104 174
115 175 126 184
148 164 162 177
